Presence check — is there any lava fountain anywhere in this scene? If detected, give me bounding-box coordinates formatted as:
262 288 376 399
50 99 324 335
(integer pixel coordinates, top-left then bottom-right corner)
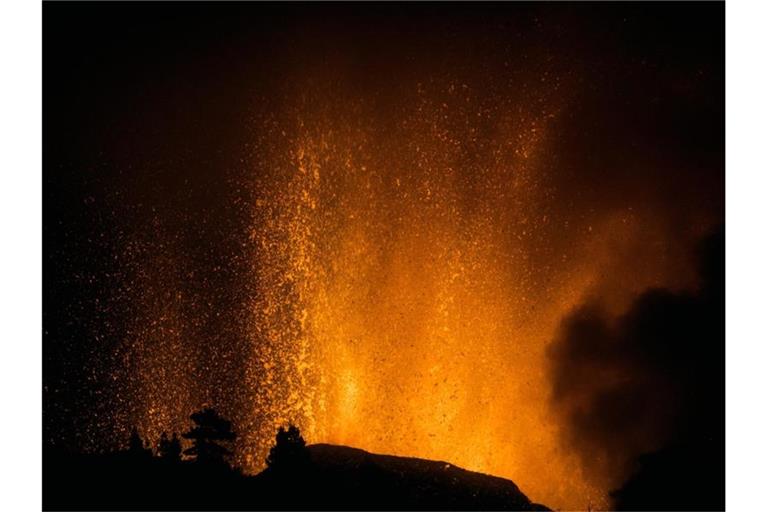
235 72 687 509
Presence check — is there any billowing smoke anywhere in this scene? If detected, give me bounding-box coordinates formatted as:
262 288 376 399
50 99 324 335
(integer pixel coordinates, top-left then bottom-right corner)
548 228 724 509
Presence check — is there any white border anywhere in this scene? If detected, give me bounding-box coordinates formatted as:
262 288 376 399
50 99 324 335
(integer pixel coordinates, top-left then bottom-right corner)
1 0 764 510
726 0 768 511
0 0 42 511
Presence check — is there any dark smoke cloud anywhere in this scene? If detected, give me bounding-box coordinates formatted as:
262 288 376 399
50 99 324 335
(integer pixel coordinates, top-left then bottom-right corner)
548 228 724 510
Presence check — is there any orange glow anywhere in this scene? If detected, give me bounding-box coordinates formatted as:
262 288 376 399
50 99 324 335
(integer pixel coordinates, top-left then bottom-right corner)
101 72 716 512
223 79 707 510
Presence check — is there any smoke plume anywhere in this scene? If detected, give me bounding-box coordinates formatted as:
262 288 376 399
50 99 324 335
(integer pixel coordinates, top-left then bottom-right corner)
548 228 724 509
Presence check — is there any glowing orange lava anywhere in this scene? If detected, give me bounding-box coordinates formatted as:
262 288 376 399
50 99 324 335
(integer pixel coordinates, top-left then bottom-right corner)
229 77 705 510
104 68 714 511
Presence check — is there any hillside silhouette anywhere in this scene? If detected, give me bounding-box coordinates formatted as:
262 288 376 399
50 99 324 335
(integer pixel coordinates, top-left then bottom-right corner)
44 417 550 511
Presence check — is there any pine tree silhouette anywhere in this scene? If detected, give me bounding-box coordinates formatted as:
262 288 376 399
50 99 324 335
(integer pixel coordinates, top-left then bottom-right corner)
158 432 182 462
266 424 310 472
182 408 236 466
128 427 151 458
129 427 144 452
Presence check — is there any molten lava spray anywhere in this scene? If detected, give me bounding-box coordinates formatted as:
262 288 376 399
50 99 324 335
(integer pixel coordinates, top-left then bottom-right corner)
100 74 709 512
228 73 706 509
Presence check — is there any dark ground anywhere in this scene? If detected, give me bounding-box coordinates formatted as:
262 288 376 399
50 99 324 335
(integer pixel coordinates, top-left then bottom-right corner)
44 443 550 511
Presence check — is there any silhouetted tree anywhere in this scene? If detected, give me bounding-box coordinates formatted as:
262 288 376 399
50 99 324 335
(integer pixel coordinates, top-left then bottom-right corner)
266 424 310 472
128 427 152 458
157 432 182 462
182 408 236 466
